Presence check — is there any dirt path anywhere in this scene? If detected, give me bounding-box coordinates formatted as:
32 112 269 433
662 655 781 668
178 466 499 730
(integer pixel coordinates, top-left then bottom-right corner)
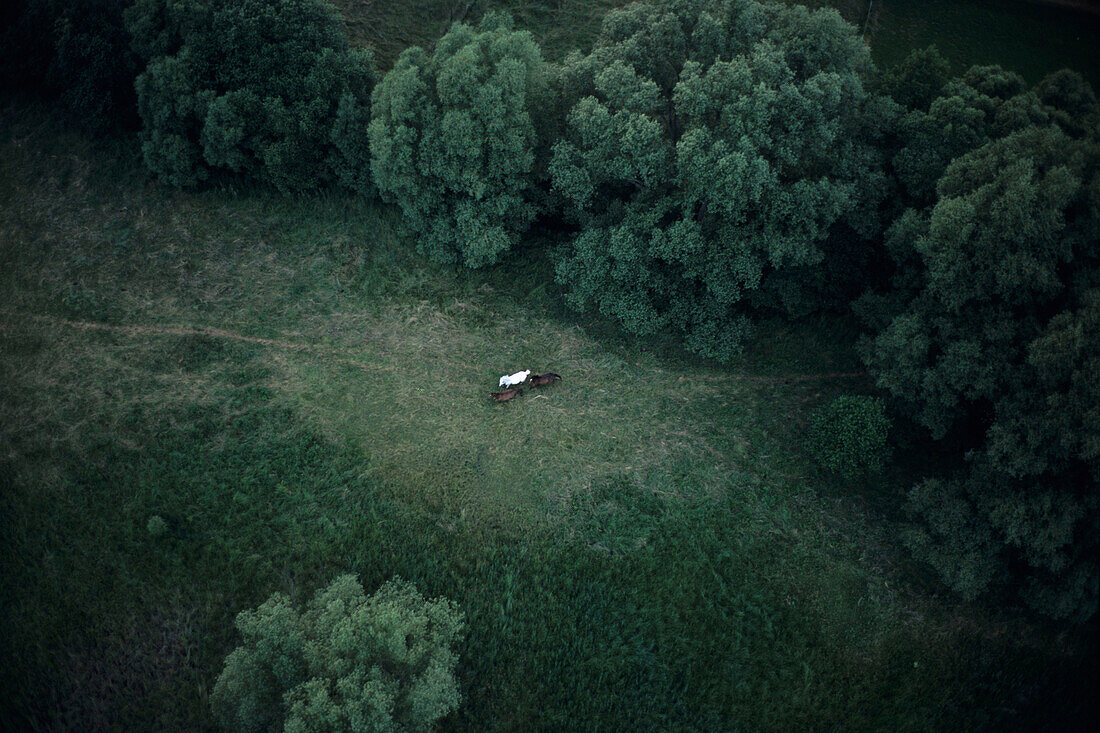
0 310 380 373
729 371 870 383
1 310 870 383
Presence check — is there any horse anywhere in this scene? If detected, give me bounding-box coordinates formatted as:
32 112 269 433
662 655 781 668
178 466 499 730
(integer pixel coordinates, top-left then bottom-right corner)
528 372 562 387
490 388 522 402
499 369 531 388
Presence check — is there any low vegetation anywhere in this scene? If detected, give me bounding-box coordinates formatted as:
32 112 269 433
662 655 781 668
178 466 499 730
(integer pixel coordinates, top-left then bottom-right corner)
807 395 891 479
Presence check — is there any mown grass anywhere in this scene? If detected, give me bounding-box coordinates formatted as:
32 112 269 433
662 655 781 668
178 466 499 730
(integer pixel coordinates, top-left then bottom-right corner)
2 103 1096 731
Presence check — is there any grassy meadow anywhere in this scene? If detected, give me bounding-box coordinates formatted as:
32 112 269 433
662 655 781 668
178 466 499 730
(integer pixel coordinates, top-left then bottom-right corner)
1 102 1096 730
2 0 1099 729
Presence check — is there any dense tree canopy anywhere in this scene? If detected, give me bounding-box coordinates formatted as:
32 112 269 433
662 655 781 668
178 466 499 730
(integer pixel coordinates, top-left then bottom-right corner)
211 575 465 732
0 0 140 135
548 0 887 360
891 64 1042 204
128 0 375 191
368 12 550 268
859 67 1100 620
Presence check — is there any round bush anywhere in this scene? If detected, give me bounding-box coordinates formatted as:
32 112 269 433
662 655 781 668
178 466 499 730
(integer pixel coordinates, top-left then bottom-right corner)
146 514 168 538
808 395 892 479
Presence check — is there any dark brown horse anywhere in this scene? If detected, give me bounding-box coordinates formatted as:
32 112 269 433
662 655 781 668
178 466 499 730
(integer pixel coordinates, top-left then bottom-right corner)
489 388 522 402
528 372 562 387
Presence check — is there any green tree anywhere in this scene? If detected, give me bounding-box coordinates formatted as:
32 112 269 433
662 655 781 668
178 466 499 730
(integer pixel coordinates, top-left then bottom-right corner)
549 0 888 361
877 44 950 113
885 62 1096 206
368 12 551 268
858 70 1100 619
211 575 466 732
902 289 1100 621
0 0 139 135
127 0 376 191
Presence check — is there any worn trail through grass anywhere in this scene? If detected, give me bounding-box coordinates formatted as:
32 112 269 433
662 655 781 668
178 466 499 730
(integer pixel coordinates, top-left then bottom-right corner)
0 309 870 383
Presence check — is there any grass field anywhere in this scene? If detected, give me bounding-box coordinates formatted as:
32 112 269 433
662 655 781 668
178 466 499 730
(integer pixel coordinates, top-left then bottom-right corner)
2 0 1099 728
2 100 1096 730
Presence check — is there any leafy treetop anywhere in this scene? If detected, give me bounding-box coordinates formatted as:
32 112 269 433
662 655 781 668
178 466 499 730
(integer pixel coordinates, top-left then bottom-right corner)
127 0 376 191
859 65 1100 620
549 0 887 361
211 575 466 732
369 12 550 268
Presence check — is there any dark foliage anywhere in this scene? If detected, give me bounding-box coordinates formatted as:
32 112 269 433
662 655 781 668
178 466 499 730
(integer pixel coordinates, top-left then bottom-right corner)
127 0 376 191
0 0 140 135
859 66 1100 620
808 395 892 479
549 0 889 361
877 44 950 113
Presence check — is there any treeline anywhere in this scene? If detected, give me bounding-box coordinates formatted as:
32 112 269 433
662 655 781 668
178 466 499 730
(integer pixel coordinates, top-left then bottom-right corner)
2 0 1096 621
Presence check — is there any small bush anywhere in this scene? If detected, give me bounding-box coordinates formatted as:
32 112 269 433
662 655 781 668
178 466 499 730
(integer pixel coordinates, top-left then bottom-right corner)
211 575 465 732
146 514 168 538
808 395 892 479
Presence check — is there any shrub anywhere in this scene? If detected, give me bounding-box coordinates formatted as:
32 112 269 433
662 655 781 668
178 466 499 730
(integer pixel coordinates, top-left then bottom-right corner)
146 514 168 538
127 0 376 191
211 575 465 732
368 12 551 267
549 0 888 361
808 395 891 479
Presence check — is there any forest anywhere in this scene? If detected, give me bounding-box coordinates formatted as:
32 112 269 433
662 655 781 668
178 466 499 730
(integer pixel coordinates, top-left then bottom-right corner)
0 0 1097 729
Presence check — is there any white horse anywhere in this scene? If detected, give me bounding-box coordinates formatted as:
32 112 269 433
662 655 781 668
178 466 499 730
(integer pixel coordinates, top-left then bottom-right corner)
499 369 530 388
